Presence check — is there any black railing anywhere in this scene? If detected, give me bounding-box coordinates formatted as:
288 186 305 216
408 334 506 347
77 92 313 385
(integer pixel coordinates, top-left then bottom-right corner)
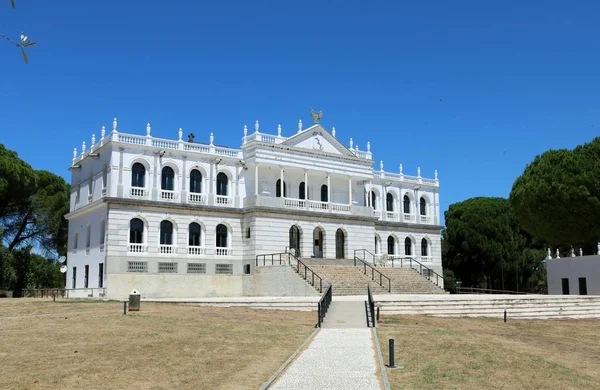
317 284 333 327
353 254 391 292
256 251 324 293
367 285 376 328
457 286 529 295
255 252 289 266
354 249 377 265
383 255 444 289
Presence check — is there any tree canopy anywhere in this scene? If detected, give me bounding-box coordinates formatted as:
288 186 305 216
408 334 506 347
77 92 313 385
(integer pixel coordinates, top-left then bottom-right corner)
442 197 546 293
510 137 600 247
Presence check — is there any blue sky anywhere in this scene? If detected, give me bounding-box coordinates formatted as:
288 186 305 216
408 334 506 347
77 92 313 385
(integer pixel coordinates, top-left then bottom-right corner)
2 0 599 223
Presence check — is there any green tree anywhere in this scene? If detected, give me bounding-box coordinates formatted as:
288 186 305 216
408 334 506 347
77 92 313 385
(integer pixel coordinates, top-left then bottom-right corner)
442 197 547 293
510 137 600 247
0 245 16 293
0 145 70 256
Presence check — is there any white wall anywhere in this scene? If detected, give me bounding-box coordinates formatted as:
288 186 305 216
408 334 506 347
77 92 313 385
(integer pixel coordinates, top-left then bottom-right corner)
547 255 600 295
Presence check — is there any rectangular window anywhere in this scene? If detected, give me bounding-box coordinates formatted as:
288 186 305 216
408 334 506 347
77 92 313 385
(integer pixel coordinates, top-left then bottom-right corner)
84 265 89 288
158 262 178 273
72 267 77 288
244 264 251 274
245 227 251 238
98 263 104 288
86 225 91 250
561 278 570 295
100 220 105 245
579 277 587 295
102 166 107 189
127 261 148 272
76 184 80 203
187 263 206 274
88 172 93 195
73 233 78 250
215 264 233 275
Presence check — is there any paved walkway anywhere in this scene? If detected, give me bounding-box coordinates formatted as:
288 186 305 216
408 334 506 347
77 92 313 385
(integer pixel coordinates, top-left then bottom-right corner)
271 328 381 389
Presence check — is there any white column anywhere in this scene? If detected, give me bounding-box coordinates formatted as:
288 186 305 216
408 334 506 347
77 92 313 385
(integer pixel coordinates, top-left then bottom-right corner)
327 174 331 203
348 177 352 205
254 164 259 196
280 167 284 198
367 182 372 207
304 170 308 198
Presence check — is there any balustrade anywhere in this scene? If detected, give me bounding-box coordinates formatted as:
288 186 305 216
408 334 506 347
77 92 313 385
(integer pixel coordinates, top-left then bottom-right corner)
308 200 329 212
159 244 175 254
188 246 206 255
386 211 399 220
215 247 233 256
160 190 178 201
284 198 306 210
330 202 351 213
188 193 207 204
403 213 415 222
420 215 432 223
215 195 234 206
130 187 149 199
128 243 147 253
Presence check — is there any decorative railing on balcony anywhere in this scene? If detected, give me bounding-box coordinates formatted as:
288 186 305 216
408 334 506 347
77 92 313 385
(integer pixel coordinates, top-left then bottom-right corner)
330 202 351 214
386 211 398 220
215 247 233 256
130 187 149 198
215 195 234 206
420 215 432 223
188 193 207 204
118 134 146 145
152 139 178 149
159 244 176 254
284 198 306 210
188 246 206 255
373 210 382 218
403 213 415 222
128 243 147 253
308 200 329 212
160 190 178 201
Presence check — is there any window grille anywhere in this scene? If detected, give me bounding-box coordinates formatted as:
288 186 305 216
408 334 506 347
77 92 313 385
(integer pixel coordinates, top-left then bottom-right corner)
187 263 206 274
128 261 148 272
215 264 233 275
158 262 178 273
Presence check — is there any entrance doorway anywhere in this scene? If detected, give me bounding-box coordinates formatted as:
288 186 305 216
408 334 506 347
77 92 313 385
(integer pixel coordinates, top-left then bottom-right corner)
289 225 301 257
335 229 345 259
313 227 324 258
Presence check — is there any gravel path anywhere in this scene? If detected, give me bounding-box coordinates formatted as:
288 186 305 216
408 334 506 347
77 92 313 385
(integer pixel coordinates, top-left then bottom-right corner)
271 328 381 390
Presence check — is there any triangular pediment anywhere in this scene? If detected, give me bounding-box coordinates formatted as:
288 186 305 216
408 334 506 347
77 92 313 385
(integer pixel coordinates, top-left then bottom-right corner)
281 125 355 157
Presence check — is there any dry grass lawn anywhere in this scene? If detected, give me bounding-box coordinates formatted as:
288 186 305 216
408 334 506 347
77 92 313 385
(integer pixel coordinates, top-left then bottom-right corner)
378 315 600 390
0 299 315 390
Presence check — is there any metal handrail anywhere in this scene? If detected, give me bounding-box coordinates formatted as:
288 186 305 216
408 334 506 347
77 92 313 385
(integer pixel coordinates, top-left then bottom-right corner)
457 286 530 295
353 255 391 292
317 284 333 327
256 251 324 293
354 249 377 265
384 255 443 288
255 252 289 266
291 252 324 293
367 285 376 328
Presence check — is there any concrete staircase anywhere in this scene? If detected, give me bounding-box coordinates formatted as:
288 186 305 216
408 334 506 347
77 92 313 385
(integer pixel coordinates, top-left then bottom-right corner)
376 295 600 319
321 299 369 328
305 264 391 295
378 267 445 294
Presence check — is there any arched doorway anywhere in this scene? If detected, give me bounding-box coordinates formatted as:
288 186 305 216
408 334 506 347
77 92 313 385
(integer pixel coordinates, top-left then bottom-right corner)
289 226 301 257
335 229 345 259
313 227 324 258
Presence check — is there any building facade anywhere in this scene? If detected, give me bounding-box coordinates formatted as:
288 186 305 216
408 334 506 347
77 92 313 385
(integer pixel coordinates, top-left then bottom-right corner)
65 117 443 298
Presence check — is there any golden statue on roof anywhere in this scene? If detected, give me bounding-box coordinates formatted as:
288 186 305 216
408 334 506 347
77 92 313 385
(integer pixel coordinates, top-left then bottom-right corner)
310 107 323 124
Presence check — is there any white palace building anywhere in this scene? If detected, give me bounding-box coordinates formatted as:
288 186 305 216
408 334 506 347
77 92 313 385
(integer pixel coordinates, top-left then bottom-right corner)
65 115 442 298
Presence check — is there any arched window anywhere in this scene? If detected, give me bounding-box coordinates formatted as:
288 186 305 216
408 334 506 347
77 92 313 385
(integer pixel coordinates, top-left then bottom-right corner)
403 195 411 214
131 163 145 187
321 184 328 202
420 197 427 216
102 163 107 190
276 179 287 198
217 173 228 196
371 191 377 209
299 182 306 200
404 237 412 256
387 236 395 255
161 167 174 191
216 224 228 248
129 218 144 243
190 169 202 193
421 238 428 257
335 229 345 259
189 222 201 246
386 193 394 212
160 220 173 245
289 226 301 256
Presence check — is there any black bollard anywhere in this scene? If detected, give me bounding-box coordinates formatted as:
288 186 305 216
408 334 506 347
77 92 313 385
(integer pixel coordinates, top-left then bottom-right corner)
389 338 395 368
504 309 507 323
123 301 127 315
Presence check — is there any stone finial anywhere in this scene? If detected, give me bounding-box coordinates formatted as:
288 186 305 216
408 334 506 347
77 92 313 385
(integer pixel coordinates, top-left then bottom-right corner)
178 128 183 141
210 132 214 145
101 126 106 140
298 119 302 133
355 144 358 151
332 126 336 137
417 166 421 177
380 160 384 171
146 123 151 136
73 147 77 160
579 247 583 257
349 138 354 149
367 142 371 152
90 134 96 152
570 247 575 257
112 117 118 133
435 170 438 180
255 120 259 133
81 141 86 154
399 164 403 174
277 124 282 136
243 125 248 137
547 248 552 260
555 249 560 259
